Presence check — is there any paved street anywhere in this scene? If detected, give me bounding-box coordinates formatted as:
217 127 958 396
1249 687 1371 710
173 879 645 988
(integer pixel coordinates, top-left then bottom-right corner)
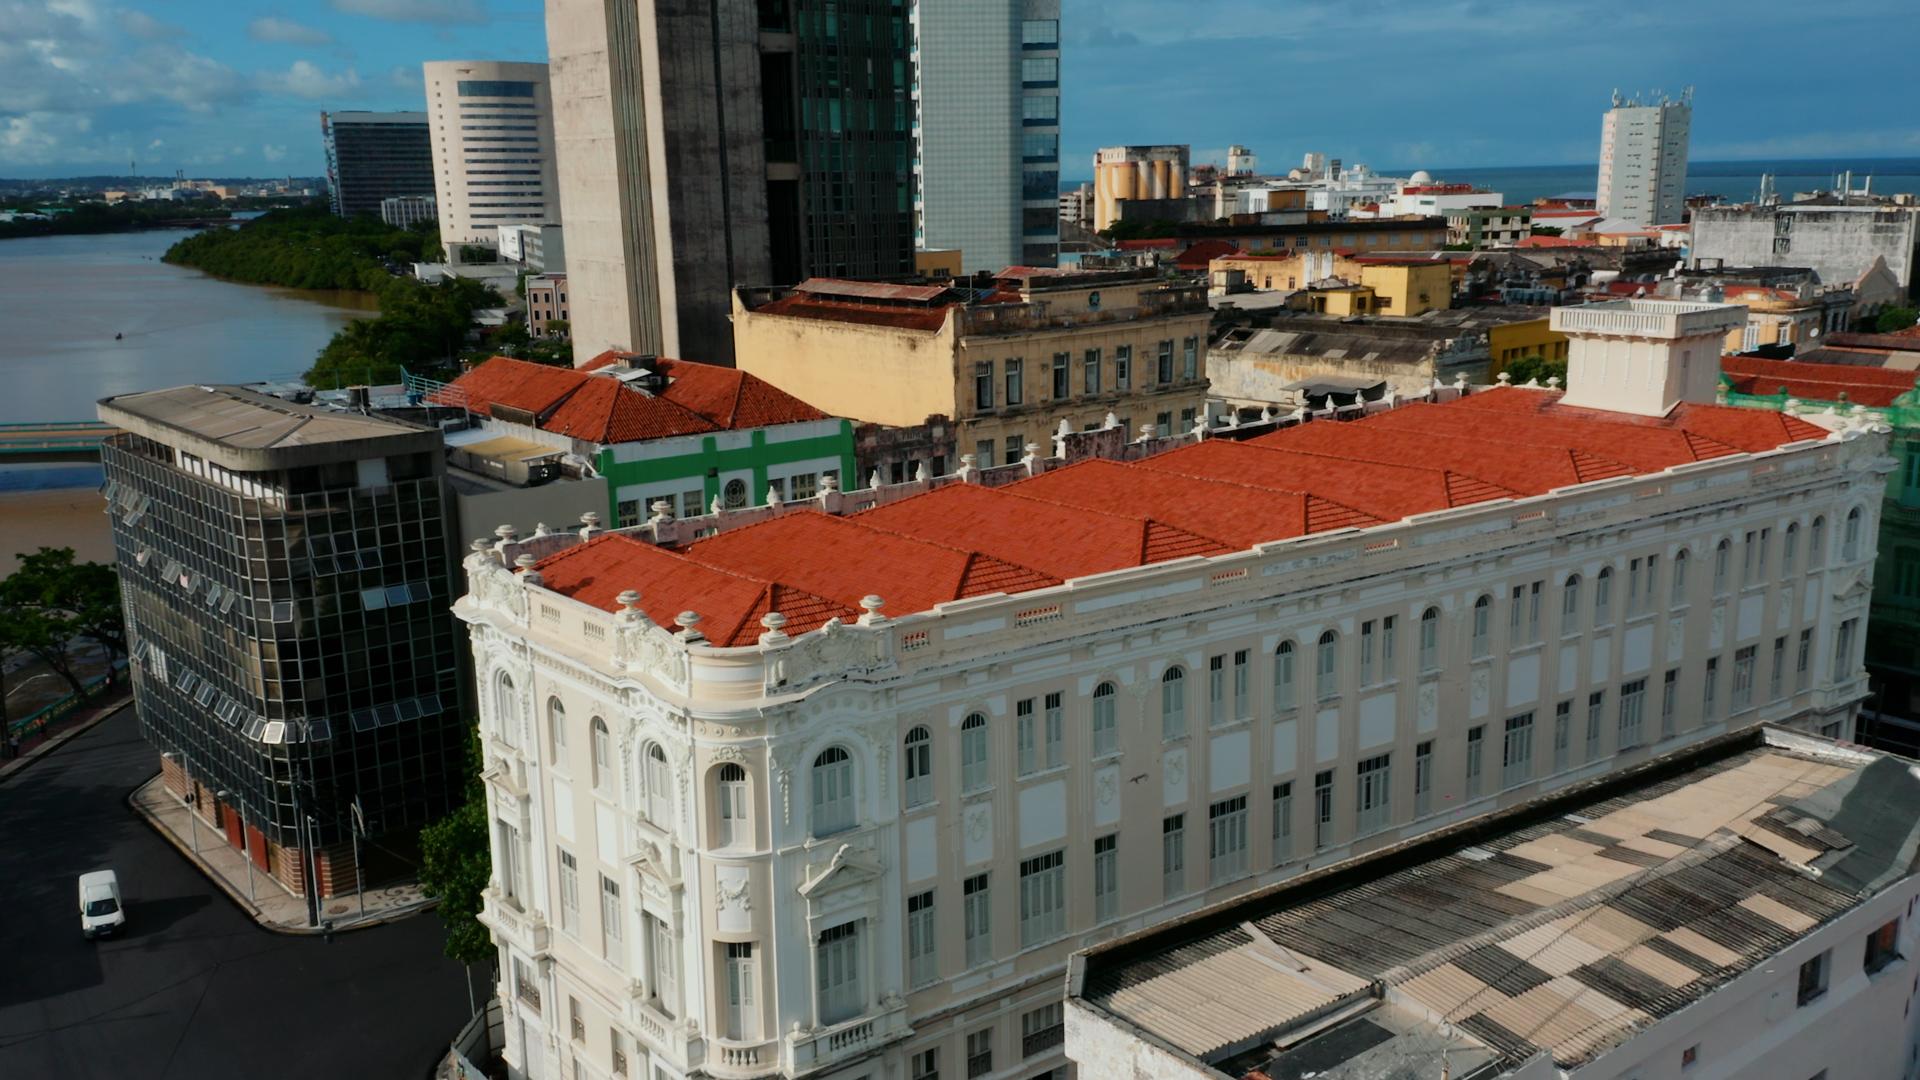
0 708 480 1079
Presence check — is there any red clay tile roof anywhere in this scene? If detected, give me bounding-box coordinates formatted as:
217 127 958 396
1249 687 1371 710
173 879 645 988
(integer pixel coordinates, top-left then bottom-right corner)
531 533 858 646
853 482 1231 579
1175 239 1240 271
749 294 956 332
532 387 1838 632
1723 354 1918 408
441 356 829 444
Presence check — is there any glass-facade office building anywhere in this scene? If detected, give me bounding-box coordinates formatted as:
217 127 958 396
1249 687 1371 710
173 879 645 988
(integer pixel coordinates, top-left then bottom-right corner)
323 110 435 219
100 386 464 899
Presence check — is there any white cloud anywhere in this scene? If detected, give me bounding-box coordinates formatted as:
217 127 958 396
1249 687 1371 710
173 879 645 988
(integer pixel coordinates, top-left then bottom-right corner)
327 0 486 24
117 8 181 39
256 59 363 100
262 143 288 162
246 16 334 45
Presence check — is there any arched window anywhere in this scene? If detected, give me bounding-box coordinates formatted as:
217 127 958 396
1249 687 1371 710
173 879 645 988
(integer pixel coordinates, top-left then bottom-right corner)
1160 667 1187 740
1418 608 1440 670
715 763 749 848
546 696 566 761
646 743 672 825
811 747 855 836
1274 642 1297 710
493 672 519 747
1844 507 1863 561
1810 515 1826 568
1783 524 1799 573
590 716 612 794
1561 574 1581 626
1713 539 1731 593
1595 567 1613 623
1471 595 1492 657
723 478 748 509
1316 631 1339 700
1670 550 1689 605
1091 683 1118 755
903 726 932 807
960 714 990 793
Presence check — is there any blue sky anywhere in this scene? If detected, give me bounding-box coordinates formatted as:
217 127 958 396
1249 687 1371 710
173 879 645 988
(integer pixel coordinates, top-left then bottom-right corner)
5 0 1919 179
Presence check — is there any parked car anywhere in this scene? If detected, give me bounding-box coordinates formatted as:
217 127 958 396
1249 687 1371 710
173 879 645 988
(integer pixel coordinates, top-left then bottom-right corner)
79 870 125 939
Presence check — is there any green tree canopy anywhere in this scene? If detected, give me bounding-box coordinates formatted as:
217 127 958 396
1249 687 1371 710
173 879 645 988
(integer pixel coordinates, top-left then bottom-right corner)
419 734 494 965
1504 354 1568 386
1874 306 1918 334
0 547 124 700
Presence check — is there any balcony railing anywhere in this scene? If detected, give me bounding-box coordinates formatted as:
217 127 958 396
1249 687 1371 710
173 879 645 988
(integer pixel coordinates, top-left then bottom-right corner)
1022 1023 1065 1057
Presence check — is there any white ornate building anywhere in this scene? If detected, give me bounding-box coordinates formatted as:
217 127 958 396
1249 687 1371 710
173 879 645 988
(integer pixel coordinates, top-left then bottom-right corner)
455 300 1893 1080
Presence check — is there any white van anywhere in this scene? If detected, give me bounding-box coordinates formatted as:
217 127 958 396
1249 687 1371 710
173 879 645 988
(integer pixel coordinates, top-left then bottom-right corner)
78 870 125 939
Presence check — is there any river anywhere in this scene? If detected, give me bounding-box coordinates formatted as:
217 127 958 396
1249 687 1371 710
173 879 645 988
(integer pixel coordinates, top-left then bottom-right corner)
0 228 377 428
0 228 377 570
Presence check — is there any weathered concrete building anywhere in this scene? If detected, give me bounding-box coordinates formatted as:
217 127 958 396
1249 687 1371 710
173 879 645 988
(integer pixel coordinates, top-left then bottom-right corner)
733 266 1214 476
545 0 914 366
456 301 1887 1080
1692 203 1920 295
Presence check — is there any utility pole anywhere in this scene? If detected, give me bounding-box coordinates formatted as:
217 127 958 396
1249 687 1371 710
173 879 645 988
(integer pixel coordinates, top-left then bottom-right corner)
351 794 367 922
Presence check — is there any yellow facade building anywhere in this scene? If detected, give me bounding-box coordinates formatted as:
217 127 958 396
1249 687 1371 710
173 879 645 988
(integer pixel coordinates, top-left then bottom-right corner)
734 268 1214 467
1212 252 1452 316
1487 317 1570 375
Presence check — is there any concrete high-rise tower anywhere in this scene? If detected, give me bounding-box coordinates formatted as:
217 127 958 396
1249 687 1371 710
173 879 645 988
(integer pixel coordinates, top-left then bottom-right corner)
545 0 915 367
912 0 1060 272
1595 88 1692 228
422 61 562 249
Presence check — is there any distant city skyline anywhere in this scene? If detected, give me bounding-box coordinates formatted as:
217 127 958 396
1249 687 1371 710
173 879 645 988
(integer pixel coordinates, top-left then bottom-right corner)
4 0 1918 180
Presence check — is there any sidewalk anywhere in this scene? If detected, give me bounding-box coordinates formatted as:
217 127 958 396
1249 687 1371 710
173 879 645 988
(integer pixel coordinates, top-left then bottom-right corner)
131 774 439 935
0 690 132 785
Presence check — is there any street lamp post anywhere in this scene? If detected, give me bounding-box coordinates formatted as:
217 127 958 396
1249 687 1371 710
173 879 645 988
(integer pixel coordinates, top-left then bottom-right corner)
164 750 200 855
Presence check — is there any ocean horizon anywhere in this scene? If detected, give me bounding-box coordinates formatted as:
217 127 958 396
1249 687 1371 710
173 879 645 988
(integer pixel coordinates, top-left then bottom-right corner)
1061 156 1920 207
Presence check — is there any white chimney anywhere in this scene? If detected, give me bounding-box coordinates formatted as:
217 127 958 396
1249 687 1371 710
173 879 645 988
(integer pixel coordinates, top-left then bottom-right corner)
1549 299 1748 417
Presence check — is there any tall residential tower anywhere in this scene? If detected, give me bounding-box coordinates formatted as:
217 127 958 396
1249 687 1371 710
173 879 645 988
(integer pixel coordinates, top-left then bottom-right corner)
321 111 434 219
423 61 562 250
911 0 1060 272
1595 88 1692 227
545 0 915 366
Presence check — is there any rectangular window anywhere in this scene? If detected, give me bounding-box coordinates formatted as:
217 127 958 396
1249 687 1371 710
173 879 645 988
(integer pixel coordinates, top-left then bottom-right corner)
1044 691 1063 769
1314 770 1334 849
967 1029 993 1079
1381 615 1397 674
647 912 679 1016
1208 654 1226 726
725 942 757 1041
1662 669 1678 739
1019 1004 1066 1063
1865 918 1901 974
1586 691 1605 761
1797 629 1813 690
1018 850 1066 946
1526 583 1542 639
600 875 623 964
1016 698 1038 776
1182 336 1198 379
1619 679 1646 749
1272 782 1293 863
1714 541 1730 593
963 874 991 967
911 1049 938 1080
1155 410 1172 437
1419 610 1438 670
1628 557 1645 615
1157 340 1174 383
1050 352 1069 398
1771 636 1786 700
1360 619 1376 684
1114 344 1131 390
1553 701 1572 773
1021 95 1058 123
1466 726 1485 798
1091 684 1118 756
1502 712 1535 788
974 361 994 411
1233 650 1250 720
1833 618 1858 682
1733 645 1756 710
1083 348 1101 395
1705 656 1720 717
1004 358 1023 406
1209 795 1249 883
1162 814 1186 898
1356 754 1391 834
1797 950 1829 1005
907 891 937 986
558 849 579 932
1742 530 1757 587
1020 56 1057 84
1093 834 1118 921
1004 437 1022 466
815 922 862 1026
1509 586 1525 640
